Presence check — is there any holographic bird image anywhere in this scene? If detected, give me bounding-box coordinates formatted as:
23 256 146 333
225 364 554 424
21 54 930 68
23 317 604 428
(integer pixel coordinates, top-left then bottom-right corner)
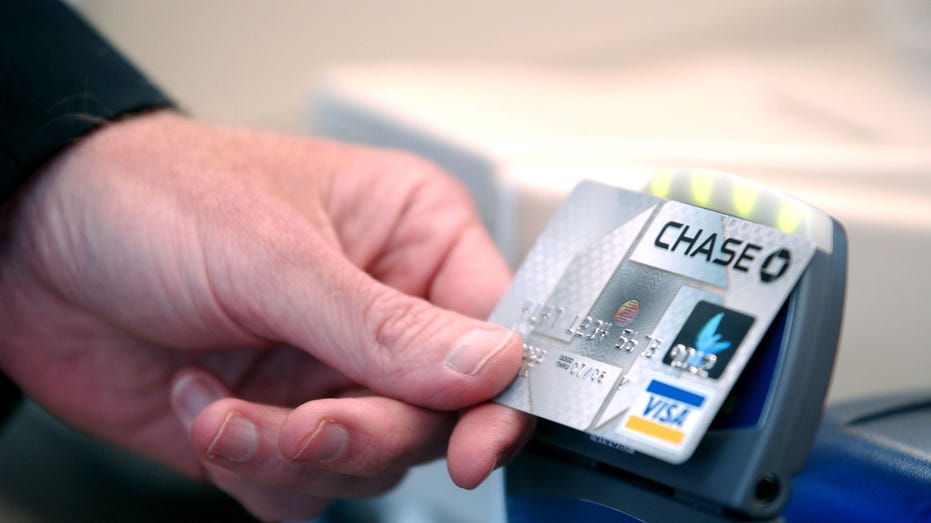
686 312 731 368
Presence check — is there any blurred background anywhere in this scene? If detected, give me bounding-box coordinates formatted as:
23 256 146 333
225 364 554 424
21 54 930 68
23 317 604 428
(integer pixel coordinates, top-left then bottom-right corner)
69 0 931 137
2 1 928 521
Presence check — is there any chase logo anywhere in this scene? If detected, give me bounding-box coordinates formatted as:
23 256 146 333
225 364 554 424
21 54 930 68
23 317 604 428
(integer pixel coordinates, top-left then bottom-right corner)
624 380 705 446
663 301 755 379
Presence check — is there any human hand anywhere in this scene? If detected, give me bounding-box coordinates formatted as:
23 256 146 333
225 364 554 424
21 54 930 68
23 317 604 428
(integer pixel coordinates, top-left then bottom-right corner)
0 112 532 520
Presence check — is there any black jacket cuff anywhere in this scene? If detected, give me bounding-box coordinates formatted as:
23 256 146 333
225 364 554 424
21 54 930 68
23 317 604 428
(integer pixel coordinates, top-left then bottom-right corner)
0 0 175 202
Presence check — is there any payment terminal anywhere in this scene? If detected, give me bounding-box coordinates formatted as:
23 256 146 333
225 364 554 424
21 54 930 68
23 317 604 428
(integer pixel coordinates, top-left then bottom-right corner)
491 169 847 522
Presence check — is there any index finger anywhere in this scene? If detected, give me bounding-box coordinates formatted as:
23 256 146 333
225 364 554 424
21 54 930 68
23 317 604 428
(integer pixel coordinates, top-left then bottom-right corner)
427 219 512 319
351 161 511 319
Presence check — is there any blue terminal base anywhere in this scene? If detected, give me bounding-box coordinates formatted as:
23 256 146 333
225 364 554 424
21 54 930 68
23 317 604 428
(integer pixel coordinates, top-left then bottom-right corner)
783 391 931 523
507 496 642 523
505 392 931 523
504 441 783 523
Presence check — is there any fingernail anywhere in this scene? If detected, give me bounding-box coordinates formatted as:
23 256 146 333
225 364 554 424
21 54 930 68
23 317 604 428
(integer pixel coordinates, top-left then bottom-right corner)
292 419 348 463
207 412 258 463
445 328 513 376
171 372 226 431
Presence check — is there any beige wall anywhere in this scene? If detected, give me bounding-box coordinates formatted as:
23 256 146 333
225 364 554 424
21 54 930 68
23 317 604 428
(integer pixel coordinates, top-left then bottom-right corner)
74 0 909 133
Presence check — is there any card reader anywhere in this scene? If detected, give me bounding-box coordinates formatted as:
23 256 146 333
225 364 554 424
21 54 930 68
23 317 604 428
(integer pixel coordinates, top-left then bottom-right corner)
499 169 847 521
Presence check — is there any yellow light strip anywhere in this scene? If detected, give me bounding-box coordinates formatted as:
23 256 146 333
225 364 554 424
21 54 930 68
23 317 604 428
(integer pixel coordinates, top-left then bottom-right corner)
777 201 806 233
650 169 674 198
733 183 758 219
691 170 714 206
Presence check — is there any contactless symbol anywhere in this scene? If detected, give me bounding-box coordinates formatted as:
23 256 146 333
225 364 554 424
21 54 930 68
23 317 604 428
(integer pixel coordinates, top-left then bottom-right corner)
614 298 640 326
663 301 754 379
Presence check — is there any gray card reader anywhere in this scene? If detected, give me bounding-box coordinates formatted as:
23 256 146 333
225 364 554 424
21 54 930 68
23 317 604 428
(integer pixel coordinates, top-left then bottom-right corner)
499 169 847 521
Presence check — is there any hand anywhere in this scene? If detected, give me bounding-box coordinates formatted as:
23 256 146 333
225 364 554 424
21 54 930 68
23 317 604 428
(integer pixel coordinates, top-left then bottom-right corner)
0 112 533 520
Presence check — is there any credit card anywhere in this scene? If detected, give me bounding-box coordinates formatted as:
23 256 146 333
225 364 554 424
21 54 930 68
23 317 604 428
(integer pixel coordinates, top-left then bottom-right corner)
492 180 816 463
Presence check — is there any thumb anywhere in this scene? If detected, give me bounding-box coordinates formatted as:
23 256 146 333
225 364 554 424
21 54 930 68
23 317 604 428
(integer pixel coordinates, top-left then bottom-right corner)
239 243 522 411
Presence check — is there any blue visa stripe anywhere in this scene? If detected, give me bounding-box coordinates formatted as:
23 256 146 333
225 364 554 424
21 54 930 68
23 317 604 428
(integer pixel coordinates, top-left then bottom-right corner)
646 380 705 408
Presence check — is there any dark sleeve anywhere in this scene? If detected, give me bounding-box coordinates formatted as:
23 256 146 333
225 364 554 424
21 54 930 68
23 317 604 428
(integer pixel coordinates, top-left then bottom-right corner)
0 0 175 422
0 373 19 424
0 0 175 203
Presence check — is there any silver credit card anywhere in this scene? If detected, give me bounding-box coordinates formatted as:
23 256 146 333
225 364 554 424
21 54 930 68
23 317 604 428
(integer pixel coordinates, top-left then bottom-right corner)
492 181 816 463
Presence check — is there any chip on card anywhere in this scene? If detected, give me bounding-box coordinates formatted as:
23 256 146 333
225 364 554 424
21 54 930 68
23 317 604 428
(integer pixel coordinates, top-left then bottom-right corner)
491 180 815 463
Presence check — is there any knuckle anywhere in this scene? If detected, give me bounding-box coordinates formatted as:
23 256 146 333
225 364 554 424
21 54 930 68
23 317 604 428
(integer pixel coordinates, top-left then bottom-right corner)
365 288 433 361
355 434 408 477
378 149 443 178
361 288 458 402
375 150 472 207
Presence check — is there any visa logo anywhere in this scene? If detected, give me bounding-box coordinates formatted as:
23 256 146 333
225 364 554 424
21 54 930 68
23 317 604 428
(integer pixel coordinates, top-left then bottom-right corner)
643 396 690 427
625 380 706 445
